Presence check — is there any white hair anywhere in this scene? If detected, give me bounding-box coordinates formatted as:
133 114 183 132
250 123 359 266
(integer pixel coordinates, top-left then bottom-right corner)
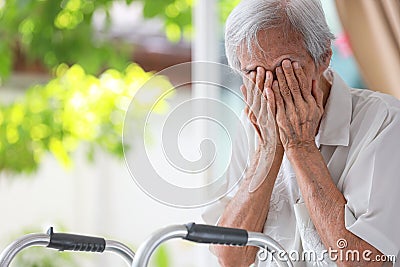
225 0 335 71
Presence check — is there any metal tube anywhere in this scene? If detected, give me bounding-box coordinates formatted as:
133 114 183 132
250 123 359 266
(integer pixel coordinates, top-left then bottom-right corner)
247 232 294 267
105 240 135 265
130 225 188 267
0 226 291 267
0 233 135 267
0 234 50 267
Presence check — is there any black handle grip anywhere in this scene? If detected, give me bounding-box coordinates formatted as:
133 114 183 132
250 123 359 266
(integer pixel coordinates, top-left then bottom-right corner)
46 227 106 253
184 223 248 246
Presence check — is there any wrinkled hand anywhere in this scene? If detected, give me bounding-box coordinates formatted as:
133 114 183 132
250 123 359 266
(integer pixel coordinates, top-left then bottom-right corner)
241 67 280 150
272 59 324 150
242 67 282 192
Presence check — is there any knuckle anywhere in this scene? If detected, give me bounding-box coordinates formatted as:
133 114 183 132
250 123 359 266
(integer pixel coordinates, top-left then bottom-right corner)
290 85 301 93
299 81 308 91
272 86 280 95
297 102 306 110
285 71 295 79
276 96 284 105
281 87 291 97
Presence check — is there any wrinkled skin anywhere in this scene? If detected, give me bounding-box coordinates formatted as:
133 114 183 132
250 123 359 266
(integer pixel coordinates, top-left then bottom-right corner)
215 27 384 267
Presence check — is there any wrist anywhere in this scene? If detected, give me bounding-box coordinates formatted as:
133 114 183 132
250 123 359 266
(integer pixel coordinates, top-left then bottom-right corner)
285 141 319 158
255 143 284 167
258 143 284 154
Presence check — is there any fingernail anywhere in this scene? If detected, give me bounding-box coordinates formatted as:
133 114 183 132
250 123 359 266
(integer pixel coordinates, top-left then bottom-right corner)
266 71 272 79
283 60 291 68
293 62 299 69
276 67 282 73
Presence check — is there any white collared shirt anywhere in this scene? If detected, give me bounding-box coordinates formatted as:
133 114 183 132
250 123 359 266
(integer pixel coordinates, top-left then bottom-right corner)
203 71 400 266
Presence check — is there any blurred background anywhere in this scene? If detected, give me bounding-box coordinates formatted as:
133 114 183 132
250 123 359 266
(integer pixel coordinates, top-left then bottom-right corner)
0 0 399 266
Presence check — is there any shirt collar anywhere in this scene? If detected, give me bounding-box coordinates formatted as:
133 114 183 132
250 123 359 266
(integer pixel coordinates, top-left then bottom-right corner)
315 70 352 147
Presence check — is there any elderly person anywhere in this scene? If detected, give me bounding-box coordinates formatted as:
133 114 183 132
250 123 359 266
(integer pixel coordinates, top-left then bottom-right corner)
203 0 400 266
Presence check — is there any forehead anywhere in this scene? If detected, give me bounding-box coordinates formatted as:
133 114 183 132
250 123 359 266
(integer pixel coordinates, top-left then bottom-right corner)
238 28 309 70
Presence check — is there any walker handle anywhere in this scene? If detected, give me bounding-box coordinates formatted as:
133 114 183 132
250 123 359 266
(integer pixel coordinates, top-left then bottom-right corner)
131 223 293 267
0 228 134 267
184 223 248 246
47 227 106 252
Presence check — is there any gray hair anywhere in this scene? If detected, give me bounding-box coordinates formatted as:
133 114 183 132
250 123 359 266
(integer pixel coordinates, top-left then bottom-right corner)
225 0 335 71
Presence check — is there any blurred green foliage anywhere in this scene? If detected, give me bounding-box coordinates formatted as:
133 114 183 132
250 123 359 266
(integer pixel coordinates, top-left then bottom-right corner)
0 0 240 173
0 64 171 173
152 245 171 267
0 0 240 80
0 0 131 79
0 0 189 80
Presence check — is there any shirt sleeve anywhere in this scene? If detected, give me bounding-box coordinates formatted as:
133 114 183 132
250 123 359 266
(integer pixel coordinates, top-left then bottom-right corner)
202 110 256 225
343 102 400 258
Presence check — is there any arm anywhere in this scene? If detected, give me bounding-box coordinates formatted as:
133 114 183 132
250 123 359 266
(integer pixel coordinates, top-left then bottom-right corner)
215 145 283 267
214 68 283 267
274 59 384 266
287 144 383 267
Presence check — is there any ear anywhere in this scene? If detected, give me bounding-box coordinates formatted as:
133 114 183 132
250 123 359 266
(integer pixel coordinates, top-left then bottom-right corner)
318 47 332 73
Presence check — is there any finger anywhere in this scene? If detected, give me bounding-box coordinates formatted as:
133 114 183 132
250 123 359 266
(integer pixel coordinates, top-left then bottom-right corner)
273 79 290 147
276 66 295 113
293 62 313 103
250 111 262 141
311 79 323 110
282 60 305 107
250 111 257 125
244 106 250 116
259 88 268 134
256 67 266 93
243 72 256 118
264 71 274 113
264 71 273 91
260 89 268 116
265 86 275 117
252 67 265 112
264 88 278 146
272 80 286 126
240 85 250 115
